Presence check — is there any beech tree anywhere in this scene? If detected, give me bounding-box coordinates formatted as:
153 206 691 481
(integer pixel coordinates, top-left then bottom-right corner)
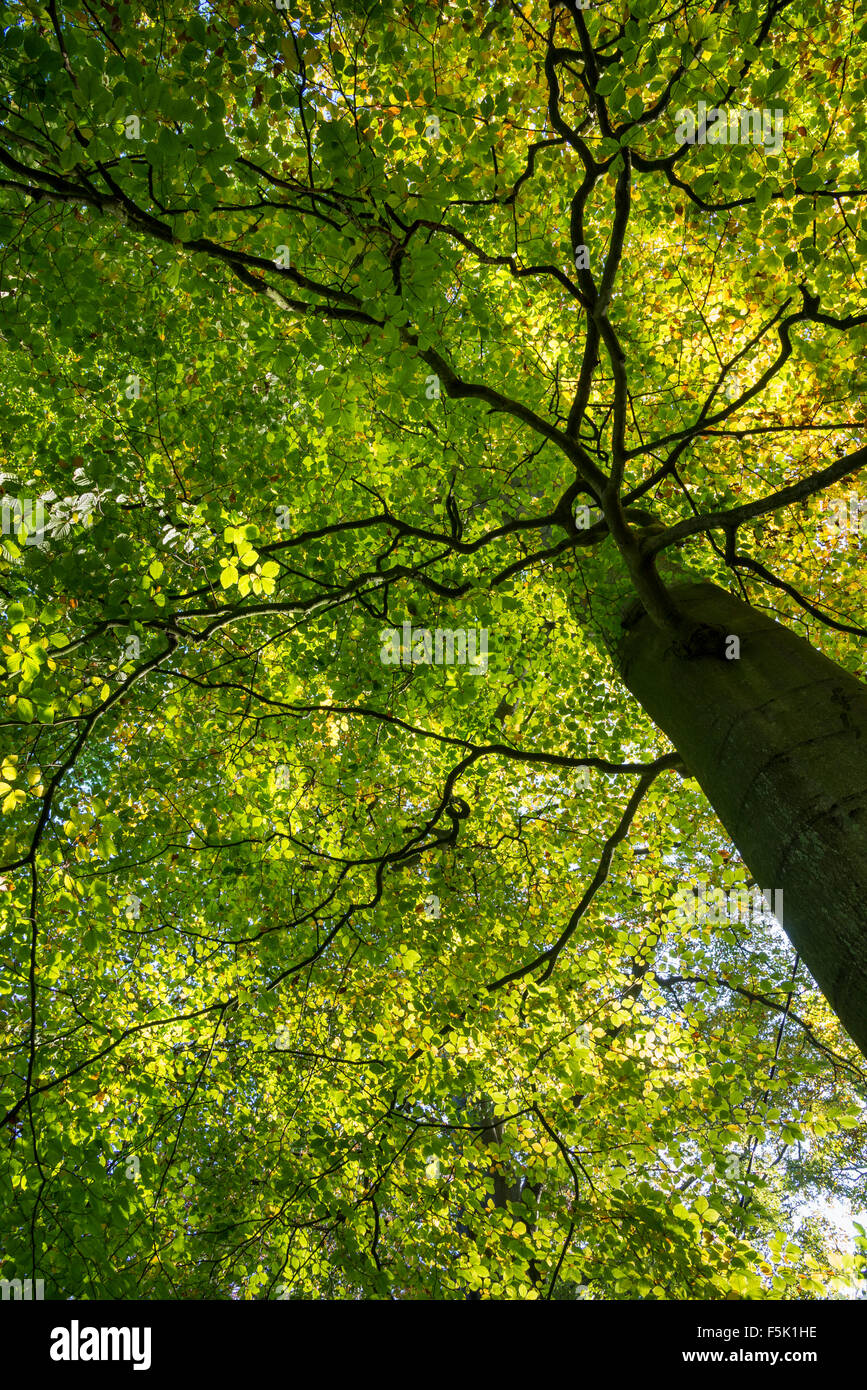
0 0 866 1300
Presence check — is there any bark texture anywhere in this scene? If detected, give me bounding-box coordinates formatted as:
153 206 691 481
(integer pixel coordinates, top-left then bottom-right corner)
616 580 867 1057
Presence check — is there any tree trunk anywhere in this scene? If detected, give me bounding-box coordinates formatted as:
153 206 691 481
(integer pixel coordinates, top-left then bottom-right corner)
456 1098 543 1298
615 579 867 1057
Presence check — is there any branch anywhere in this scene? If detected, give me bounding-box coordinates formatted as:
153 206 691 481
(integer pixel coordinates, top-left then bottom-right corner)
643 442 867 557
484 752 681 992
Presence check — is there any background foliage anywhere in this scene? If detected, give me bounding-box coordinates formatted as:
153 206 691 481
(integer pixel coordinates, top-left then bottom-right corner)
0 0 866 1299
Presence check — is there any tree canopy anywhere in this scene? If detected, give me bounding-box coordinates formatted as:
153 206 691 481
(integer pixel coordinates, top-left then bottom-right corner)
1 0 866 1302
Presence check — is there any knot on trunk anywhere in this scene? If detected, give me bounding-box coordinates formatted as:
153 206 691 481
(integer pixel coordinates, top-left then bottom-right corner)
620 598 728 661
671 621 729 661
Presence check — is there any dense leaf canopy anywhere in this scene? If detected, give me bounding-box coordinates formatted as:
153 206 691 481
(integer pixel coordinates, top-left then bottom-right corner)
0 0 866 1300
